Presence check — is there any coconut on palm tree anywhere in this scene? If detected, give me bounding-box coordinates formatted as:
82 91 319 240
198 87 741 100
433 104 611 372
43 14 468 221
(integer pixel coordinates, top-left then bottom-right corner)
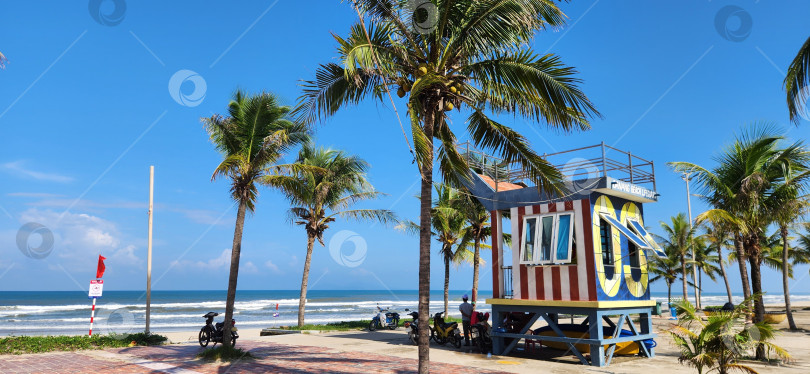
785 36 810 124
264 143 397 327
293 1 599 370
202 90 309 347
658 213 698 304
671 124 809 359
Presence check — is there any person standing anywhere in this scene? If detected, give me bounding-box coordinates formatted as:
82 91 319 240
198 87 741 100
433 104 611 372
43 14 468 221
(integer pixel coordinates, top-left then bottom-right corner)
459 294 473 346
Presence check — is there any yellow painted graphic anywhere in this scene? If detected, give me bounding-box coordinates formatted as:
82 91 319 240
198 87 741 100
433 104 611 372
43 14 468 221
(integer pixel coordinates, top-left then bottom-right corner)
621 202 649 297
592 195 622 297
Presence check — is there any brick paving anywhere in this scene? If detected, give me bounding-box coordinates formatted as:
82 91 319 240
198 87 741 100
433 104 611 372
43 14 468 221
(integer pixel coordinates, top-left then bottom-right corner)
0 340 511 374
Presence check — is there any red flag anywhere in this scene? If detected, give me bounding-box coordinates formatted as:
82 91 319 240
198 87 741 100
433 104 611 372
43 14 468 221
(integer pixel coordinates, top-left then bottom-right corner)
96 255 106 279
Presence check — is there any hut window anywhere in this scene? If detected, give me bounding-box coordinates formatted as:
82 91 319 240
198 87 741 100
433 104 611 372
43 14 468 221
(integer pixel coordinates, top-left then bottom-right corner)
628 241 642 281
520 212 575 265
521 217 538 263
539 216 554 262
599 218 615 278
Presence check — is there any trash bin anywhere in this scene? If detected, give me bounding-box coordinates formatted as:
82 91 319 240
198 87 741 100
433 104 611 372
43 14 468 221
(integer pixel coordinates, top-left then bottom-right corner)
670 306 678 319
653 301 662 316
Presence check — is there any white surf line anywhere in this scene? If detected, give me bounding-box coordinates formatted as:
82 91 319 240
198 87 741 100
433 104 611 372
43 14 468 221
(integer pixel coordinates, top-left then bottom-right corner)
86 350 203 374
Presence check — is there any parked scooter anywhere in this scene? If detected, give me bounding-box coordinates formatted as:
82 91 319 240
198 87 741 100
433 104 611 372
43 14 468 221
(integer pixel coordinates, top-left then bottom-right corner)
403 309 420 345
430 312 462 348
369 306 400 331
470 311 492 353
198 312 238 347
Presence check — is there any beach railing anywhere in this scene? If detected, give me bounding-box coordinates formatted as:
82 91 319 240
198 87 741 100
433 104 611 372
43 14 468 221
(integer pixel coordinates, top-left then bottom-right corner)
458 141 656 191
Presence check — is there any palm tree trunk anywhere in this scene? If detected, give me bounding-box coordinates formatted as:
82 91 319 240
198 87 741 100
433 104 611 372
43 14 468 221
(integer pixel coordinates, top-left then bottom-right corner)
222 199 247 348
746 239 766 360
718 245 733 304
734 236 751 310
667 281 672 307
444 253 450 317
697 269 703 309
472 236 480 306
681 256 689 302
694 268 701 310
297 234 316 327
417 108 436 374
781 227 797 330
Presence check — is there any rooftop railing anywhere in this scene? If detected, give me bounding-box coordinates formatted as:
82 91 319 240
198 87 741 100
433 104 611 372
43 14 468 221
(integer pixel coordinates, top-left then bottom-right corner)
459 141 656 191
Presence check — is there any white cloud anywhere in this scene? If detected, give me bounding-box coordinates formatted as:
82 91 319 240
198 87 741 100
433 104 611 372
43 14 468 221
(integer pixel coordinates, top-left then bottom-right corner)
170 249 260 274
265 260 282 274
15 208 140 265
1 161 73 183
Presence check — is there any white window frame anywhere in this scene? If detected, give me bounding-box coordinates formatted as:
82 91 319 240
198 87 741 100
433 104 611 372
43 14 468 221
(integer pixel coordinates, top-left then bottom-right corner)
519 212 574 265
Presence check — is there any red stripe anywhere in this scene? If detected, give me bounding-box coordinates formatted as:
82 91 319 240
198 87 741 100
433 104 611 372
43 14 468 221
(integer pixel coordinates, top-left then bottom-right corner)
535 266 544 300
548 203 557 212
569 264 580 301
564 200 574 211
551 267 562 300
491 211 500 299
581 199 597 300
518 207 528 299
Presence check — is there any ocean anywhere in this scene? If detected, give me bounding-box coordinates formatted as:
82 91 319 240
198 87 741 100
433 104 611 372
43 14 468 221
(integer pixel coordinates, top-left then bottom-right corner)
1 290 807 336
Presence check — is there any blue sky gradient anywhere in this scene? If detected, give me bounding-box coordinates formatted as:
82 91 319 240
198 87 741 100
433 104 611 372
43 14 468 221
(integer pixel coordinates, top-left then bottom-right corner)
1 1 808 295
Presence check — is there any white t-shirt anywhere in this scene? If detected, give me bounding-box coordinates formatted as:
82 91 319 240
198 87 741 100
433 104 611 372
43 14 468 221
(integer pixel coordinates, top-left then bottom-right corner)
459 301 473 321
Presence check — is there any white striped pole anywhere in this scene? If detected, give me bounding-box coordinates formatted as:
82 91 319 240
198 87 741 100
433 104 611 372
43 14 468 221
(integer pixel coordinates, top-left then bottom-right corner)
89 297 97 336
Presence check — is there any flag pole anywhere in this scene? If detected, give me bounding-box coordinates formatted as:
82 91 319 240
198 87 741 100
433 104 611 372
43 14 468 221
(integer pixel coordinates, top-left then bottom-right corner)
146 166 154 334
89 297 97 336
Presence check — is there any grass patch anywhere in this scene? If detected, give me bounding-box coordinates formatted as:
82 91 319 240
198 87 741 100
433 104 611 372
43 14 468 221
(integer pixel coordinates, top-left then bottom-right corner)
0 333 168 355
197 345 255 361
278 320 371 331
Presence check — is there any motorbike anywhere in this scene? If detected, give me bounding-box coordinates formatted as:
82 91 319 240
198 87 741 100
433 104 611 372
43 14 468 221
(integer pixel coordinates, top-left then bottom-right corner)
470 311 492 353
403 310 420 345
198 312 238 347
430 312 462 348
368 306 400 331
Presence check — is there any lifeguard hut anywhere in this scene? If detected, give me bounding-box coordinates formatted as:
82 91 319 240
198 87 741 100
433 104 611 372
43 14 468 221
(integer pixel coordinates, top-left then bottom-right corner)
461 142 665 367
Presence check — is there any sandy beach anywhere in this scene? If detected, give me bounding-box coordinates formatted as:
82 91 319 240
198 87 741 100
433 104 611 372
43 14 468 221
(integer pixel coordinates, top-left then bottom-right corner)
140 301 810 373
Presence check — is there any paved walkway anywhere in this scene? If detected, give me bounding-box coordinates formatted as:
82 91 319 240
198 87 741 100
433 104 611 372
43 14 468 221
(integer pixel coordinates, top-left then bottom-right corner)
0 340 511 374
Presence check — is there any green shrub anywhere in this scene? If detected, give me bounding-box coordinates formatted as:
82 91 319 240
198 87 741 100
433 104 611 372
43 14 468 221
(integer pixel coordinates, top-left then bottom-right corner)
0 333 168 355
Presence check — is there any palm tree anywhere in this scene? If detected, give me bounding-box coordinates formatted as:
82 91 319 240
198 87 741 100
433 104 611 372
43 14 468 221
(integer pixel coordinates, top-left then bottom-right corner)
293 2 599 370
650 244 682 306
671 124 809 359
689 237 721 309
264 143 397 327
658 213 697 304
702 221 734 304
202 90 309 347
770 172 809 331
785 36 810 124
399 185 473 316
453 192 491 307
669 298 789 374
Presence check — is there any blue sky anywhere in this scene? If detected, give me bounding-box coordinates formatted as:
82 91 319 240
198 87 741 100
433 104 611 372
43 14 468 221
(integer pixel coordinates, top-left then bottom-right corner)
1 1 808 296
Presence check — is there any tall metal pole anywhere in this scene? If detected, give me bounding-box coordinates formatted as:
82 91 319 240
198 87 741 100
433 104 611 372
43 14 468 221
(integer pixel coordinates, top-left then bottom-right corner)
683 172 699 308
146 166 154 334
